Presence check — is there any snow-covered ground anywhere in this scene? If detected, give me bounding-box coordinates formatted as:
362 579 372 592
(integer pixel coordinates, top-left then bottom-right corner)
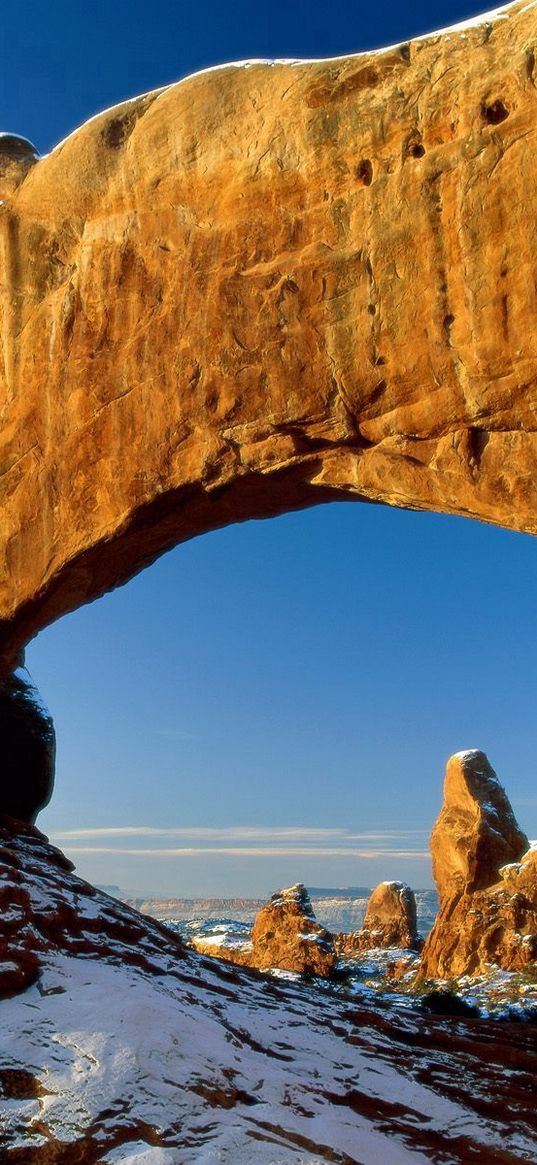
1 822 536 1163
3 942 537 1163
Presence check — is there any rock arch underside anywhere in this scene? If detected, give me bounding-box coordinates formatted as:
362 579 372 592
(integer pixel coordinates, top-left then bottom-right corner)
1 0 537 671
5 5 537 1162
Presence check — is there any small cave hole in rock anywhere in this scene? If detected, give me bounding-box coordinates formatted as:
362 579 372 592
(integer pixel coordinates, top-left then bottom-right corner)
356 159 373 186
482 99 509 125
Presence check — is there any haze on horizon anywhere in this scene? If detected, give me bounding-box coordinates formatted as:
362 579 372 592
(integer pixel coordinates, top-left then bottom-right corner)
7 0 537 898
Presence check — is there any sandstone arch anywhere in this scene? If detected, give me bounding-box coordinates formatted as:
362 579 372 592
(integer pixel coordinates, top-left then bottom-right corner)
1 0 537 670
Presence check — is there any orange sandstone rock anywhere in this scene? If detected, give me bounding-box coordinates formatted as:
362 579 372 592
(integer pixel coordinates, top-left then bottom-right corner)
430 750 528 897
193 884 337 977
1 1 537 667
420 751 535 978
337 880 420 955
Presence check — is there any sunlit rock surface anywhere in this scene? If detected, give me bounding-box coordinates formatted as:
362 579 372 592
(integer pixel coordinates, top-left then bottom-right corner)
193 882 337 976
421 750 537 977
2 0 537 666
2 827 537 1164
336 880 421 955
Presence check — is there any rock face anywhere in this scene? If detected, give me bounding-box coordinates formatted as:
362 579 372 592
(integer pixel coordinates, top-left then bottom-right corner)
0 668 55 823
0 815 186 999
1 0 537 669
337 881 420 955
420 751 536 978
194 883 337 977
430 750 529 898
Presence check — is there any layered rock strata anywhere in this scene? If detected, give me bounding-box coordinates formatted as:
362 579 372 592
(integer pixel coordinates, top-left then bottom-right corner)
337 880 420 955
193 883 337 976
420 750 536 977
1 1 537 668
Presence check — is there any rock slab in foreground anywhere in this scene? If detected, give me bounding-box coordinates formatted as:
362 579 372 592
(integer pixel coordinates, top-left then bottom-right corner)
421 750 537 977
2 1 537 667
1 830 537 1163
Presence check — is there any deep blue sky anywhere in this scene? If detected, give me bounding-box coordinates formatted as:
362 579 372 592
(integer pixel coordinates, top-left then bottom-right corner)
9 0 535 897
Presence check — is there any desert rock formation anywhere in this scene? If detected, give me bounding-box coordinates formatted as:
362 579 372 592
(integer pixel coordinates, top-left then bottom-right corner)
421 750 536 977
0 668 55 823
193 883 337 976
1 1 537 669
337 880 420 955
430 750 529 897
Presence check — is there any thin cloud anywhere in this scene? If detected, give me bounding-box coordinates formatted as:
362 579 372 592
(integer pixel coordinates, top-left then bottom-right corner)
51 825 427 842
62 845 430 859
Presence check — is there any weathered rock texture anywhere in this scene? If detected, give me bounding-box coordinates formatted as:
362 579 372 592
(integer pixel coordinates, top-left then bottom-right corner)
421 750 536 977
336 880 420 955
430 750 529 897
0 668 55 822
1 0 537 669
0 815 186 999
193 883 337 976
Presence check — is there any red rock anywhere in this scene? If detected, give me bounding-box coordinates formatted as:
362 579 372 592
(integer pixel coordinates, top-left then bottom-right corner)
420 751 537 978
194 883 337 977
337 881 420 955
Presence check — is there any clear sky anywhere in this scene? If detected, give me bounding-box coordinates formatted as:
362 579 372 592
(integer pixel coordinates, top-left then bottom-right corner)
7 0 537 898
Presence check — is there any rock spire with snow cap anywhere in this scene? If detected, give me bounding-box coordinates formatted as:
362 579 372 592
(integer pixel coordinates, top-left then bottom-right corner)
430 749 528 897
420 751 537 977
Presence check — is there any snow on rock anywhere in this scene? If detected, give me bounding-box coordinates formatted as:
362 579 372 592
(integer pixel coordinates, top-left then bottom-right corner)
421 751 537 977
1 827 537 1162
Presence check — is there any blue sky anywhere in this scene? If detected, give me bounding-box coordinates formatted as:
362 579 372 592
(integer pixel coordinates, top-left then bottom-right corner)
8 0 537 897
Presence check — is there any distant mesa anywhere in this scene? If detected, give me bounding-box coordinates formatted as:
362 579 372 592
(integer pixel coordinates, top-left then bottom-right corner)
420 750 537 977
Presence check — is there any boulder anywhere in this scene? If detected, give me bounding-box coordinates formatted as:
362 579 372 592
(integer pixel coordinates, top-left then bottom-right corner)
420 751 536 978
193 883 337 977
337 881 420 955
2 1 537 669
0 668 55 823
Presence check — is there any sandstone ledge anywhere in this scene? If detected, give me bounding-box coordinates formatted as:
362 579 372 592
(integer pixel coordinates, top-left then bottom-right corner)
2 1 537 665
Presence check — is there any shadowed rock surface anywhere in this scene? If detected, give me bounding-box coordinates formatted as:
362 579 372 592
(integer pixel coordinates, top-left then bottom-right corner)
1 0 537 668
421 750 537 977
0 669 55 823
336 880 420 955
